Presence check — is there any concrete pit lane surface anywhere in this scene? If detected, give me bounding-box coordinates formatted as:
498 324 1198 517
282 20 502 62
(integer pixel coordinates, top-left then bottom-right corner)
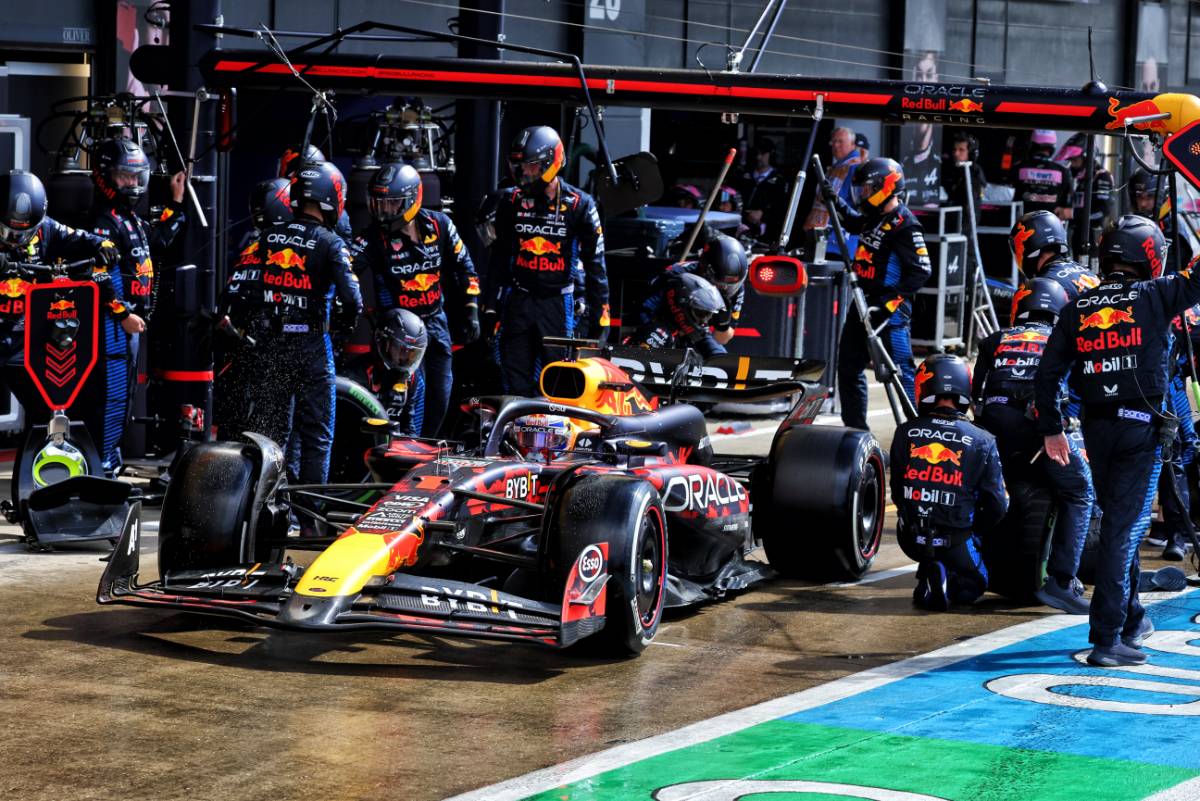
1 384 1195 801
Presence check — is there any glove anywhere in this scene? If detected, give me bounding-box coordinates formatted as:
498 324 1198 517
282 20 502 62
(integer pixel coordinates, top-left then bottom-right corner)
462 304 481 344
819 178 836 201
482 308 500 342
0 251 9 271
97 241 120 268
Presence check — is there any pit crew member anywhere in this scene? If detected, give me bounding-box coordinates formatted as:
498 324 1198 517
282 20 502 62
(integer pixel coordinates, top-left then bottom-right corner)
973 277 1095 615
484 126 608 396
892 353 1008 611
1034 215 1200 668
352 162 479 437
624 272 727 360
825 157 932 430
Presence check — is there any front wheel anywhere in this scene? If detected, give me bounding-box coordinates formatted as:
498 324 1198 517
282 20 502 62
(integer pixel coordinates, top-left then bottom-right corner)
755 424 885 581
549 475 667 656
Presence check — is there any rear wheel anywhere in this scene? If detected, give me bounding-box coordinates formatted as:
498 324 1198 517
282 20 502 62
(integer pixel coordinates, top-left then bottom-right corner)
549 475 667 656
981 481 1055 603
755 424 885 581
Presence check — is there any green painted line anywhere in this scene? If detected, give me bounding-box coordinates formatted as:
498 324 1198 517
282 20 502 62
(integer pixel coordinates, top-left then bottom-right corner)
524 721 1196 801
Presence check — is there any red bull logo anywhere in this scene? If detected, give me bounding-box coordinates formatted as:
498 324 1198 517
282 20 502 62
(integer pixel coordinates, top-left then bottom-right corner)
399 273 439 292
135 258 153 277
1012 330 1048 343
949 99 983 113
519 236 562 256
0 278 29 299
265 248 306 270
1104 97 1170 133
48 299 75 312
1073 274 1100 293
1079 306 1135 331
910 442 963 466
1012 224 1035 264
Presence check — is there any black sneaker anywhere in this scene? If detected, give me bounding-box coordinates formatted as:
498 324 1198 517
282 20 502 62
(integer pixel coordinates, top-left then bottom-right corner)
1087 642 1148 667
1162 534 1190 562
1035 576 1090 615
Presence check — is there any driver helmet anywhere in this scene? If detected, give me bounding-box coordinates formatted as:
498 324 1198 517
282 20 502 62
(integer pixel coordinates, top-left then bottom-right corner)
93 138 151 209
0 170 47 249
375 308 428 381
508 414 578 462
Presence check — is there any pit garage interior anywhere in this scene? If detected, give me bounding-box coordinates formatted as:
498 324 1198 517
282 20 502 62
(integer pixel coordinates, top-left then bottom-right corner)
5 2 1200 801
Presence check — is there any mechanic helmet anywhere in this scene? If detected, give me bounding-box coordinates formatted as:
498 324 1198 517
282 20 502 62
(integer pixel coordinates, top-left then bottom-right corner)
289 160 346 229
375 308 428 381
1013 277 1071 324
697 234 748 303
673 272 726 330
716 185 742 213
92 137 150 208
1010 211 1069 275
1099 214 1167 281
0 170 47 249
508 414 577 462
278 143 325 178
914 353 972 412
1030 129 1057 157
1128 168 1163 216
508 126 564 190
1055 132 1086 163
475 190 502 248
850 158 905 213
368 162 423 226
665 183 704 209
249 177 292 230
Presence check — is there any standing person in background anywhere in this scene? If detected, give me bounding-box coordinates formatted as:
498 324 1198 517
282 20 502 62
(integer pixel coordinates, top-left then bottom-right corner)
741 137 788 243
1013 130 1074 221
804 126 865 259
1056 133 1114 261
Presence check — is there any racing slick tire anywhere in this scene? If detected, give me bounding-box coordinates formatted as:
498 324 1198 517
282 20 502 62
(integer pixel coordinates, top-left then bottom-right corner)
981 481 1054 603
157 434 286 575
549 475 667 657
328 376 388 484
755 424 885 581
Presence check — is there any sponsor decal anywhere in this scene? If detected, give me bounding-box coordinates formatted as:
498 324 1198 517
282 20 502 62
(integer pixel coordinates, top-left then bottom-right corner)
902 485 957 505
662 472 747 513
577 544 604 583
909 442 962 467
1083 355 1138 375
265 248 307 270
1078 306 1134 331
1076 327 1142 352
1104 97 1170 133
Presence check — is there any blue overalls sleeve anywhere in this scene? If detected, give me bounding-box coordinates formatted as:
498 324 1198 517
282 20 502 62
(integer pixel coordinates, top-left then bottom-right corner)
42 218 129 321
578 193 609 332
441 214 480 308
890 223 932 296
973 437 1009 532
1033 313 1076 435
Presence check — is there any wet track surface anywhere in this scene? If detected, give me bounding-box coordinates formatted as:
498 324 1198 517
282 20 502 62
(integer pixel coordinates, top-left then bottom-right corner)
0 386 1185 801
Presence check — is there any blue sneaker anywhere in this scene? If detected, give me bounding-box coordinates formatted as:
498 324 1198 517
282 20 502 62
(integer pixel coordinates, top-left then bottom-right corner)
1087 642 1147 667
1122 616 1155 648
1035 576 1090 615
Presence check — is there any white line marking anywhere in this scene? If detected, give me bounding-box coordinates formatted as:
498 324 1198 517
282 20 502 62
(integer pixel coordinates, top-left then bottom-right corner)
1146 777 1200 800
832 563 918 588
445 591 1194 801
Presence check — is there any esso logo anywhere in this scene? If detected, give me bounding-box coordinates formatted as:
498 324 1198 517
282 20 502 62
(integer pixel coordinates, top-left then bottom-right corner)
577 544 604 582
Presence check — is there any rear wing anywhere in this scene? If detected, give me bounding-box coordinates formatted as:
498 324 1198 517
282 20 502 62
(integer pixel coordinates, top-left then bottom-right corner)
603 345 826 403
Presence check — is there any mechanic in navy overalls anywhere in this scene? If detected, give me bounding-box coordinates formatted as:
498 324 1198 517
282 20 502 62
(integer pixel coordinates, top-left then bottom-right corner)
217 160 362 491
892 354 1008 611
484 126 609 397
640 234 748 353
972 277 1095 615
825 157 932 430
1034 215 1200 668
88 137 187 472
1010 211 1100 309
625 272 728 360
351 162 480 437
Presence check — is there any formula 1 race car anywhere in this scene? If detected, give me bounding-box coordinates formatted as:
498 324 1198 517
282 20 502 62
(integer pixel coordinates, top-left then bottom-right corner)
97 341 884 656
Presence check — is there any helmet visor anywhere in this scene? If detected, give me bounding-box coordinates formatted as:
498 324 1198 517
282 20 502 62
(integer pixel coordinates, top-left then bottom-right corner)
511 417 572 457
112 166 150 199
379 335 426 374
0 219 38 247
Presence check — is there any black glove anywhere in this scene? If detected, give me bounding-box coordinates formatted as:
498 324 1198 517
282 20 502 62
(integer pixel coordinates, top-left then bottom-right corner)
482 308 500 342
0 251 9 272
462 304 481 344
819 178 837 201
97 241 120 268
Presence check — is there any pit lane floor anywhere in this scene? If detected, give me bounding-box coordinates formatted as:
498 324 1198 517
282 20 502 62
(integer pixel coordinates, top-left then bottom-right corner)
0 384 1187 801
